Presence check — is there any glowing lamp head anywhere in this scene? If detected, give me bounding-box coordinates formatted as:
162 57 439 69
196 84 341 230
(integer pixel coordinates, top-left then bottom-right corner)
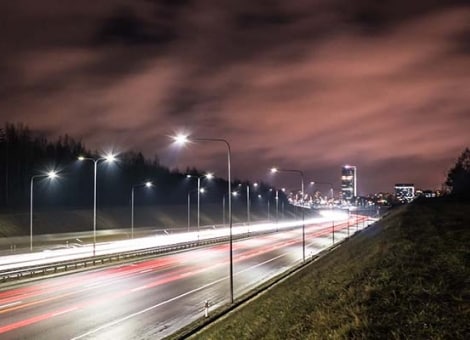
47 170 58 179
200 188 205 194
270 167 278 173
173 134 189 145
104 153 117 162
145 181 153 188
253 182 258 187
205 173 214 180
78 156 85 161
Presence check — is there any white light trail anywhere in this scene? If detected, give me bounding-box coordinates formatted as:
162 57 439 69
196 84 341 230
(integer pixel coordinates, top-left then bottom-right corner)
0 215 377 272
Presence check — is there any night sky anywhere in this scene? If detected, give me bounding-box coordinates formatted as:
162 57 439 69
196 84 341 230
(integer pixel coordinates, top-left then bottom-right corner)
1 0 469 195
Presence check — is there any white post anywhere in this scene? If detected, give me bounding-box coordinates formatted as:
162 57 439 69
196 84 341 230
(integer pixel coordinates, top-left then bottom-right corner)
187 192 190 232
93 160 97 257
30 176 34 252
197 177 201 232
131 186 135 239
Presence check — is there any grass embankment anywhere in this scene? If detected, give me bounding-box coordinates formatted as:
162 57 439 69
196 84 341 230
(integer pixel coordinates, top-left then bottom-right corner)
193 198 469 339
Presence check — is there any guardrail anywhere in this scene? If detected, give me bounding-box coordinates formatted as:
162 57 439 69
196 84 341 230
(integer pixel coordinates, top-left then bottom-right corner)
0 236 223 283
0 225 285 284
1 215 375 284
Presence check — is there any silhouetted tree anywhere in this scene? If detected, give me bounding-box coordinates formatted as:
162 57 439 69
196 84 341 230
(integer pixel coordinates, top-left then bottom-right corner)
446 148 470 197
0 122 291 214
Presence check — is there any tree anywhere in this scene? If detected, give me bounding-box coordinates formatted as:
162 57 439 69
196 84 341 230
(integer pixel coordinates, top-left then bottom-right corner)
446 148 470 197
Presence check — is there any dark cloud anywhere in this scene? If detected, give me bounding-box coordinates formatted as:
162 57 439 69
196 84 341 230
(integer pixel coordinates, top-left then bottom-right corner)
94 5 178 46
0 0 469 194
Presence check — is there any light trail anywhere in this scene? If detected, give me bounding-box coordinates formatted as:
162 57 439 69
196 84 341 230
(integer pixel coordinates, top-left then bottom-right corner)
0 213 368 271
0 214 376 338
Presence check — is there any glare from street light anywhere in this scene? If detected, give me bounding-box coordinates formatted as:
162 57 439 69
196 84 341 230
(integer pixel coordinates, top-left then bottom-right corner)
47 170 58 179
78 153 117 162
104 153 117 162
206 173 214 180
173 134 189 145
270 167 278 173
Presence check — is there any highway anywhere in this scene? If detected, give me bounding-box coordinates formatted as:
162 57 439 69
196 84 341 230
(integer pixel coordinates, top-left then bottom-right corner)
0 215 371 339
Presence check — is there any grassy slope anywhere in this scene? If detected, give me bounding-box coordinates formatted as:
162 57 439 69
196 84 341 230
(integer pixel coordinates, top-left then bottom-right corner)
195 199 469 339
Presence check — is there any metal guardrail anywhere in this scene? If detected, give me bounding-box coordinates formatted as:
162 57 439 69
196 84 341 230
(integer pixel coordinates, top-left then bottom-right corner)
0 226 284 283
0 236 227 283
0 215 375 284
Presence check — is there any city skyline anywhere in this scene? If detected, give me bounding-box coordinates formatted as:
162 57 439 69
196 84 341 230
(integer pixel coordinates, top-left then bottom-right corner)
1 1 469 194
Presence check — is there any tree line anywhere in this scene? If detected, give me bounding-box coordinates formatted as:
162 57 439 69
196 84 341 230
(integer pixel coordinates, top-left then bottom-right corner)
0 122 284 212
446 147 470 198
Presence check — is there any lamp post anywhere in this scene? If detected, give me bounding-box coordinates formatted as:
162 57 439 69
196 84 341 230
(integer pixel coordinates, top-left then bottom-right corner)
188 192 191 232
271 167 305 262
187 173 213 232
78 153 116 256
173 134 234 304
30 170 58 251
245 182 258 225
131 181 153 239
222 194 226 226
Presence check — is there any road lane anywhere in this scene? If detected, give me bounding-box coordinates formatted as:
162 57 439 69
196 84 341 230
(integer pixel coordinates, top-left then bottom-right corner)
0 215 371 339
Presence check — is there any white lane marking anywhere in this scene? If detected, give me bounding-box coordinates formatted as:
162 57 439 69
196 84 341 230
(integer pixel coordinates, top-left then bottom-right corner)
84 282 104 288
139 269 152 274
0 301 22 310
71 252 290 339
53 307 78 317
130 286 147 292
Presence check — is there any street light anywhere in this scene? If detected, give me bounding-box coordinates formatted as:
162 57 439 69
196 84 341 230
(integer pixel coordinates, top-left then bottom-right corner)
78 153 117 256
131 181 153 239
187 173 213 231
246 182 258 224
173 133 234 303
30 170 58 251
271 167 305 262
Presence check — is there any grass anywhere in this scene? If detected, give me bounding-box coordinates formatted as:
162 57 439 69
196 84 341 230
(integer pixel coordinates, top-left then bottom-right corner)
190 198 469 339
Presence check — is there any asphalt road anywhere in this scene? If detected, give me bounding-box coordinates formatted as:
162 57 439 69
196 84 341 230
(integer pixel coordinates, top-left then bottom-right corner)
0 216 367 339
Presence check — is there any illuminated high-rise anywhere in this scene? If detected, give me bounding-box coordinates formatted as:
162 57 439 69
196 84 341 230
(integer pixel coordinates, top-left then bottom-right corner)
394 184 415 203
341 165 357 202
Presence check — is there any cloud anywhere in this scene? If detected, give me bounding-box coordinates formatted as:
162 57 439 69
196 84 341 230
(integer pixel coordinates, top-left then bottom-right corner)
0 1 468 193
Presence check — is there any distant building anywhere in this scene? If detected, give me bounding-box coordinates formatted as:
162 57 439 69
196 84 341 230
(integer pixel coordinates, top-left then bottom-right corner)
341 165 357 202
395 184 415 203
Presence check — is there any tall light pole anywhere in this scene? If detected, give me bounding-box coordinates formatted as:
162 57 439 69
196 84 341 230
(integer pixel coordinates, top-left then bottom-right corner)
188 191 191 232
245 182 258 225
222 194 226 226
173 134 234 304
275 189 279 223
187 173 213 232
30 170 58 251
271 167 305 262
78 153 116 256
131 181 153 239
